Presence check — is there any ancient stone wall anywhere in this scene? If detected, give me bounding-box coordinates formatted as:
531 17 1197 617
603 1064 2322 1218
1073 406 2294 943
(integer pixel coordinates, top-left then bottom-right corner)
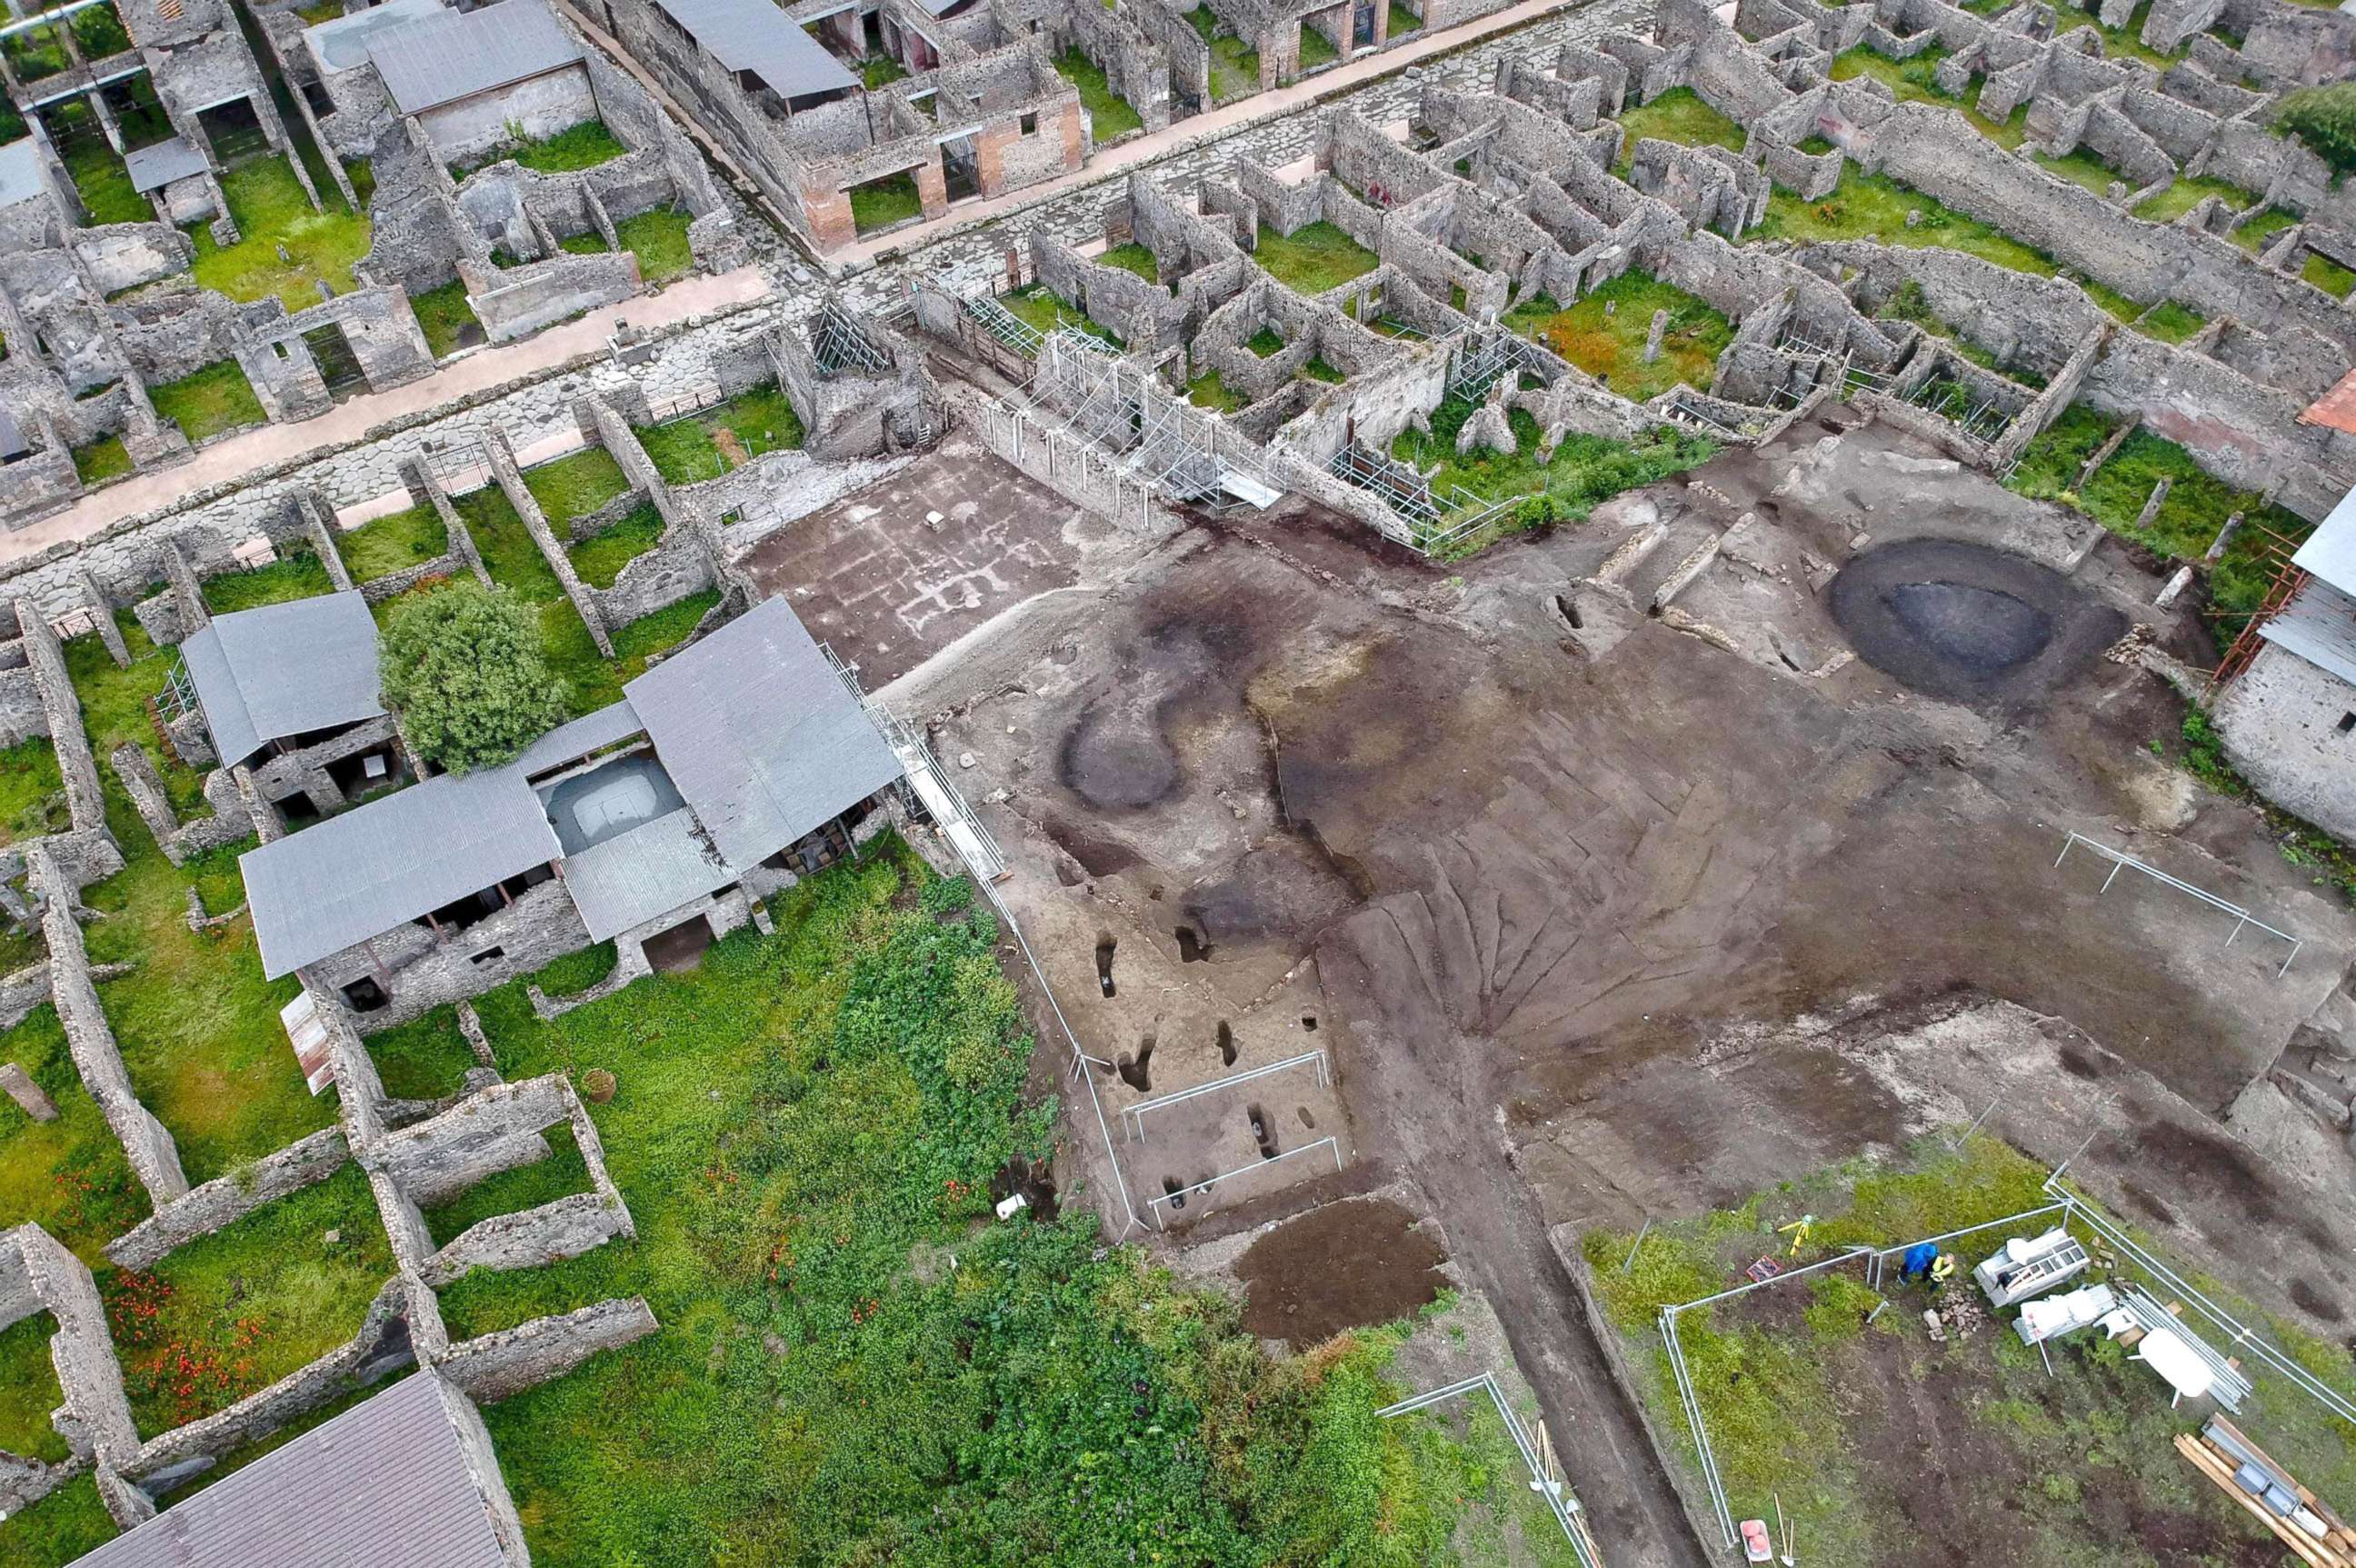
105 1129 350 1271
434 1294 657 1403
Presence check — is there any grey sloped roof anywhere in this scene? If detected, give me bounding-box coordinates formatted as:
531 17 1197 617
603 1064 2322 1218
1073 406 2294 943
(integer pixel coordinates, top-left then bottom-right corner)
0 138 45 207
123 136 206 195
2259 575 2356 688
305 0 445 73
71 1373 512 1568
368 0 584 115
2292 484 2356 600
514 697 644 776
656 0 858 98
563 805 733 940
182 590 384 767
244 764 559 978
625 596 903 868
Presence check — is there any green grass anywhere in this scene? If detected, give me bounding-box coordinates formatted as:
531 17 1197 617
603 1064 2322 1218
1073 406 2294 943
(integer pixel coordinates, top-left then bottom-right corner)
365 1005 478 1101
615 207 694 285
105 1164 392 1437
149 361 266 444
526 447 633 526
568 504 666 589
71 434 132 486
1245 325 1286 356
57 129 148 225
1188 8 1261 104
496 119 628 176
60 623 335 1181
2008 404 2309 629
534 943 618 998
1297 22 1340 67
2305 251 2356 299
1614 86 1745 169
2032 145 2127 198
0 736 67 844
2133 299 2205 344
1390 401 1717 544
630 384 804 486
1303 356 1345 384
2132 172 2256 223
1388 1 1421 30
334 502 447 584
559 232 609 255
203 548 334 614
410 280 484 358
188 158 373 315
861 55 909 88
2062 0 2187 69
848 174 923 235
1054 47 1143 141
1096 242 1160 283
1186 370 1249 412
3 1473 115 1566
0 1311 69 1463
1502 271 1733 404
2232 205 2297 255
431 847 1523 1564
0 1005 149 1265
423 1124 593 1251
1253 221 1379 295
1751 166 2059 277
997 284 1123 346
1825 47 2027 147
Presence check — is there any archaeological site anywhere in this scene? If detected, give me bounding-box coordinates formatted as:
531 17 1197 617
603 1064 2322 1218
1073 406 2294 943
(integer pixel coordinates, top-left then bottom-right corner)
0 0 2351 1560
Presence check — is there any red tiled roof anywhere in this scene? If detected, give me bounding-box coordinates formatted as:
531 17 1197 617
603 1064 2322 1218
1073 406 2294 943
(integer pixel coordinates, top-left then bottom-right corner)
2301 367 2356 436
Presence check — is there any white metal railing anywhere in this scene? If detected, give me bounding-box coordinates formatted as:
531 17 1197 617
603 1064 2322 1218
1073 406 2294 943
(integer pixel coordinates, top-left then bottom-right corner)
2053 831 2301 975
1145 1134 1342 1225
1118 1050 1329 1140
1376 1373 1603 1568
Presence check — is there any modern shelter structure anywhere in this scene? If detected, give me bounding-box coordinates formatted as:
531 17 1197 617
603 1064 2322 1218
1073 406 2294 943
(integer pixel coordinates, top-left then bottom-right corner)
2214 484 2356 844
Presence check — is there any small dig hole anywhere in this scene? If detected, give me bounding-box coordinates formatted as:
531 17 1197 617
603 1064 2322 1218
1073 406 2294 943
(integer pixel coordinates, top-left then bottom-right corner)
1217 1020 1236 1067
1175 925 1210 964
1301 1014 1318 1032
1094 937 1117 997
1553 593 1582 630
1247 1103 1278 1159
1118 1034 1154 1092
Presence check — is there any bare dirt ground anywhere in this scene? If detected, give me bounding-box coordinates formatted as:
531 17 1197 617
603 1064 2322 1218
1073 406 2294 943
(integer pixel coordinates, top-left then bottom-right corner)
836 408 2356 1567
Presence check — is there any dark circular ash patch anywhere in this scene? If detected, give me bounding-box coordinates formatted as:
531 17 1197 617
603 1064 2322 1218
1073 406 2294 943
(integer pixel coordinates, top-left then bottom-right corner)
1058 704 1180 811
1829 539 2125 705
1236 1197 1447 1349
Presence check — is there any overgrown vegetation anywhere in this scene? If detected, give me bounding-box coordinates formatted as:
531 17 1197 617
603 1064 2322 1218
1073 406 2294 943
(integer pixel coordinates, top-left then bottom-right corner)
1253 221 1380 295
1752 166 2060 276
0 738 66 845
1825 45 2028 147
524 446 633 526
379 578 568 773
1188 6 1260 104
1095 241 1160 283
334 501 446 584
1613 85 1745 168
2131 172 2256 223
2275 81 2356 177
148 361 266 445
1054 47 1143 141
70 435 133 487
458 118 628 179
2007 404 2309 631
188 157 373 315
409 280 484 359
616 207 695 285
1392 398 1716 536
1297 22 1340 68
0 1005 147 1265
630 384 803 485
567 504 665 589
432 847 1564 1564
997 283 1123 346
49 101 147 225
1186 369 1249 412
848 172 923 235
1502 270 1734 404
203 548 334 614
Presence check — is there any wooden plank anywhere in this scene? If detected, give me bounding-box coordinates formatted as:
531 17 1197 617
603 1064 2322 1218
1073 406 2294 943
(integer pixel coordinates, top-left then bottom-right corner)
2177 1436 2349 1568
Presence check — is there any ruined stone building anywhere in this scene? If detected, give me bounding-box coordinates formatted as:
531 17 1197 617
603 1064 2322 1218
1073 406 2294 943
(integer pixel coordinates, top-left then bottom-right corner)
235 594 908 1030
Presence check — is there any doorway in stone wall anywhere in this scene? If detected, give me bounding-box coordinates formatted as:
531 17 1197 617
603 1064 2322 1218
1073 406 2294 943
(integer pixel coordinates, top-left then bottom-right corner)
643 913 716 974
942 135 980 202
302 324 366 400
197 96 268 165
1353 0 1375 45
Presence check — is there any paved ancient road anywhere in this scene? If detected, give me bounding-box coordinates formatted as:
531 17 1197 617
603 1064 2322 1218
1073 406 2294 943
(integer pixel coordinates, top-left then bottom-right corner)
0 265 769 568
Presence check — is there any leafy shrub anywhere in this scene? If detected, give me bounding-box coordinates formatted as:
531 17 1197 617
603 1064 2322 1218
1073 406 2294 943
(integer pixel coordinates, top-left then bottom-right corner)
2278 83 2356 178
378 579 565 773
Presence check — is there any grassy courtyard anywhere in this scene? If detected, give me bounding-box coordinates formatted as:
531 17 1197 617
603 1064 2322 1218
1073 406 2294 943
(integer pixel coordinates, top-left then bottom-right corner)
203 548 336 615
631 384 804 485
1751 166 2060 277
0 1005 148 1266
454 118 628 180
1188 5 1261 103
0 738 67 845
567 506 666 590
333 502 447 584
409 281 484 358
1054 46 1143 142
1614 86 1745 168
1826 45 2030 148
2132 172 2257 223
616 207 695 285
1254 221 1379 295
1095 241 1160 283
188 158 373 315
524 447 634 527
1391 399 1716 531
1502 270 1733 404
149 362 266 445
848 172 923 235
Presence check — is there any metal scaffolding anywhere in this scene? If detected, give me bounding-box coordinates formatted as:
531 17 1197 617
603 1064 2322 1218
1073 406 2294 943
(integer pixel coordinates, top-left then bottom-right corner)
964 293 1045 357
1326 441 1520 556
1450 324 1546 402
1028 333 1279 512
814 299 889 375
1661 390 1744 440
1906 377 2010 444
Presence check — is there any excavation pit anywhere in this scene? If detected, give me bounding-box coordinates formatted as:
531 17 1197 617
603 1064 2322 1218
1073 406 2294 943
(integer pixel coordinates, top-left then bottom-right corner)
1828 538 2125 705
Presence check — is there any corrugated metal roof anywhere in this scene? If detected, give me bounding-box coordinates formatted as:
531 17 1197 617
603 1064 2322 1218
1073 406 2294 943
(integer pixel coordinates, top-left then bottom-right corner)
182 591 384 768
369 0 584 116
655 0 858 99
563 805 734 940
625 596 903 869
123 135 206 195
514 697 644 777
2259 575 2356 689
70 1373 513 1568
305 0 444 73
243 763 559 978
2291 485 2356 600
0 138 44 207
2301 367 2356 439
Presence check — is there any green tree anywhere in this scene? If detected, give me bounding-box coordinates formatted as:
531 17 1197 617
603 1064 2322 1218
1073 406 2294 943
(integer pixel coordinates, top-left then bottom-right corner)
378 578 564 773
2278 83 2356 178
